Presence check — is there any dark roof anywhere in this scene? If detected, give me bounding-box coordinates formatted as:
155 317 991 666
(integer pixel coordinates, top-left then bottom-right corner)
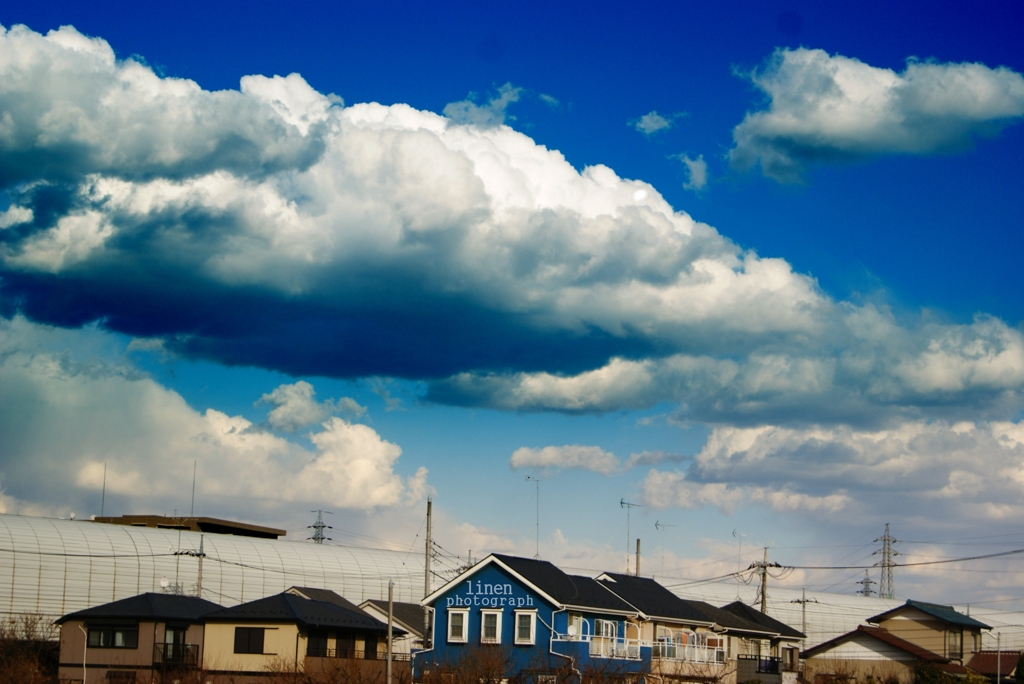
57 593 221 624
362 600 426 636
803 625 947 662
868 600 991 630
93 515 284 539
203 593 403 634
683 600 776 636
288 587 363 613
720 601 805 639
967 651 1021 676
491 555 637 614
597 573 715 625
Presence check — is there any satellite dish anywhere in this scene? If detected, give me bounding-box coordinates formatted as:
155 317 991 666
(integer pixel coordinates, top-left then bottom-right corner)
160 577 169 589
69 512 76 520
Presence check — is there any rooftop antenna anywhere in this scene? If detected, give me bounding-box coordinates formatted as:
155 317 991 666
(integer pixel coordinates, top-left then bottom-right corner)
655 520 677 578
732 529 750 599
620 499 641 575
525 475 544 559
308 510 333 544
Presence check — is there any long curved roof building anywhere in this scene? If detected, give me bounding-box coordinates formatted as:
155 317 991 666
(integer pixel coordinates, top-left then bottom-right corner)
0 513 430 621
4 513 1024 652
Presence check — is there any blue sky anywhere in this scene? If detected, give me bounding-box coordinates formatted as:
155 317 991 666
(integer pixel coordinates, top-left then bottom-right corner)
1 0 1024 603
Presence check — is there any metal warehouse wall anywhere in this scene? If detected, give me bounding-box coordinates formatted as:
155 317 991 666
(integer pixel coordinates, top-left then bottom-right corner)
0 514 427 621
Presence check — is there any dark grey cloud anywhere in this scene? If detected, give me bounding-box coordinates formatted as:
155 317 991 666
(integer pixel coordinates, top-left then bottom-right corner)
1 25 1024 429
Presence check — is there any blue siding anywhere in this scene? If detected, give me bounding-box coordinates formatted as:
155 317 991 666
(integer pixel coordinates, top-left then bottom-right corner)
415 562 649 679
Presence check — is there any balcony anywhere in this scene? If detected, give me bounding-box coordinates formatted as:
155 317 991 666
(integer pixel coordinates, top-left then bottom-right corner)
153 643 199 668
307 646 411 661
551 633 642 661
652 641 726 664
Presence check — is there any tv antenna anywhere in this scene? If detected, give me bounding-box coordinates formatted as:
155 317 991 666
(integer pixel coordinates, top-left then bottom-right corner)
308 510 333 544
620 499 641 575
655 520 677 578
525 476 545 559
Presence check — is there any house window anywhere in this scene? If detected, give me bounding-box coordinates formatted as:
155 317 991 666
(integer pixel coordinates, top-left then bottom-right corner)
515 611 536 645
948 630 962 659
567 613 583 639
234 627 266 654
448 610 468 643
481 610 503 644
307 630 329 657
594 619 617 638
87 626 138 649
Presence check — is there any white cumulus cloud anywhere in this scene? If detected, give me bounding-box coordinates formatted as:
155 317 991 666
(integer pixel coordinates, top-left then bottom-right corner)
730 47 1024 182
679 154 708 191
0 317 426 516
510 445 620 474
258 380 366 432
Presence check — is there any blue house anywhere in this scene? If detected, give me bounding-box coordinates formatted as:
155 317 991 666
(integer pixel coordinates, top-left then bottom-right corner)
416 554 650 680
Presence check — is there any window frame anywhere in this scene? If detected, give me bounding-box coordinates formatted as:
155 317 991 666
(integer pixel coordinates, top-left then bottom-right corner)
233 626 266 655
514 610 536 645
447 609 469 643
567 613 583 640
480 609 503 645
594 619 617 639
86 625 139 649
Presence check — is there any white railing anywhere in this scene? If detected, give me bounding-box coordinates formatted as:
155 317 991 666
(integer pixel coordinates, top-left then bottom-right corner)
651 641 726 663
551 633 642 660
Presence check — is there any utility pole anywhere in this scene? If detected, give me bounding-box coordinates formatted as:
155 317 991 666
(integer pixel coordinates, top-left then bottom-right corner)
525 476 544 559
620 499 641 575
760 548 769 613
100 463 106 518
308 510 333 543
749 547 781 614
196 535 204 597
856 570 877 597
873 523 900 599
387 579 394 684
790 589 817 647
424 496 432 649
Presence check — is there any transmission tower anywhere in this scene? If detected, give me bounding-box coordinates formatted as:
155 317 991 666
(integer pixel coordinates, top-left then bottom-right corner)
308 510 333 544
856 569 877 596
873 522 899 599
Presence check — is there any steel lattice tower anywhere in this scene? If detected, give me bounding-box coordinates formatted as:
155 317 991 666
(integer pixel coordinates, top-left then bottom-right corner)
856 569 876 597
872 523 899 599
308 510 333 544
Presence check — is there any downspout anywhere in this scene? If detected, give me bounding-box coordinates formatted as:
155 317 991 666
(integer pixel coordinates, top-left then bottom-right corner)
295 630 300 674
543 608 581 681
78 624 88 684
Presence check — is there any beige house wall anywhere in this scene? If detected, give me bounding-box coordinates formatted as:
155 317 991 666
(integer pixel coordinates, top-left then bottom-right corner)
202 621 304 673
58 620 157 683
804 658 915 684
877 612 982 663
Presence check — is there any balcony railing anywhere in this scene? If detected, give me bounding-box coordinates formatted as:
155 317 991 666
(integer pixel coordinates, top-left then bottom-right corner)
652 641 726 663
307 647 411 661
551 633 642 661
739 654 783 674
153 643 199 668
